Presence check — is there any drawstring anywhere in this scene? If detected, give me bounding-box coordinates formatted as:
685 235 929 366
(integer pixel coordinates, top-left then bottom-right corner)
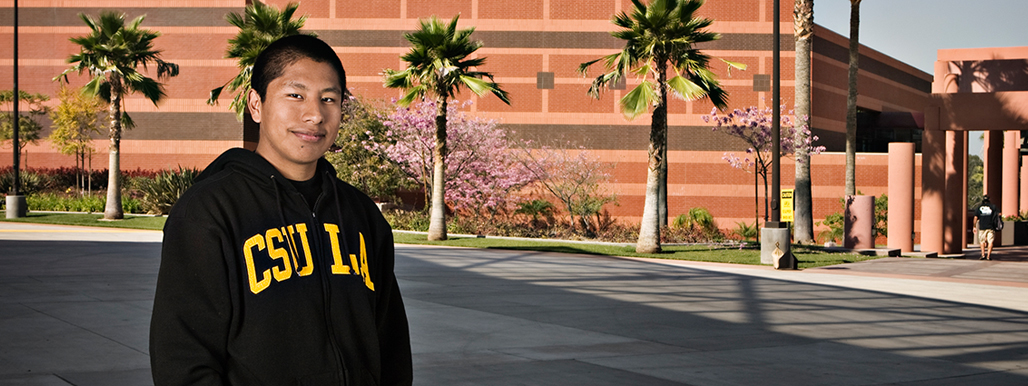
270 175 303 265
327 169 356 275
271 169 357 276
270 175 290 232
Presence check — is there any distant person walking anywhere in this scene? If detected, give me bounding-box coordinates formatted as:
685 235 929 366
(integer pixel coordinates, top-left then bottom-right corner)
974 195 999 260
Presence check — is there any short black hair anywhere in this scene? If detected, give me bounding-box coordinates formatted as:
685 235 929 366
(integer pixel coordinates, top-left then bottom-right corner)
250 34 346 100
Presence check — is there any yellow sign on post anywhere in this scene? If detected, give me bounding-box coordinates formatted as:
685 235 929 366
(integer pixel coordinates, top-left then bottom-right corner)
781 189 794 222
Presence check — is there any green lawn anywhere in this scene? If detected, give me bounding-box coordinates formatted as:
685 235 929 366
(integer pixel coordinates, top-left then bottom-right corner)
1 212 875 269
391 232 876 269
0 211 168 230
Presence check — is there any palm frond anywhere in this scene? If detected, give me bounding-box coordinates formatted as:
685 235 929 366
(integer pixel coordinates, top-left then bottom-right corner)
214 1 309 119
458 76 493 96
666 75 706 100
385 14 508 107
620 81 658 119
580 0 740 117
396 86 428 107
121 111 135 130
208 85 225 105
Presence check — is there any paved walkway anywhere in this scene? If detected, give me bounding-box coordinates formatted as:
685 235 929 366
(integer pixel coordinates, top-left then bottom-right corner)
1 222 1027 385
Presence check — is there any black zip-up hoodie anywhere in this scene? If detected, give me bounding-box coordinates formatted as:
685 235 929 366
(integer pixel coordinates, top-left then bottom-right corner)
150 148 412 385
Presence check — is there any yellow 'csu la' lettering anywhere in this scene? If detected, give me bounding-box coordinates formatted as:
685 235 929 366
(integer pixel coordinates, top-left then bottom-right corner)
265 228 293 282
243 223 376 295
324 224 375 291
243 234 271 294
289 224 315 276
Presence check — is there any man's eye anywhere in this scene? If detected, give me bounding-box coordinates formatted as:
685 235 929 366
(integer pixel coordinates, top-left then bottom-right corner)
323 97 336 103
288 93 302 99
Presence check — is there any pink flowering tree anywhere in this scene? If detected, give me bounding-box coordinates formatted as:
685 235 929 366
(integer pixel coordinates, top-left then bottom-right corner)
517 142 617 237
381 100 535 218
705 106 825 229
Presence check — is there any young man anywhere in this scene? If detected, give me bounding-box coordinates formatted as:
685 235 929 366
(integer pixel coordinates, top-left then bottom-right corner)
974 195 998 261
150 35 413 385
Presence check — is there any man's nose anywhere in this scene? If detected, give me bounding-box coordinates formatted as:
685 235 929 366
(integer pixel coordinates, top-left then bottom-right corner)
302 100 324 124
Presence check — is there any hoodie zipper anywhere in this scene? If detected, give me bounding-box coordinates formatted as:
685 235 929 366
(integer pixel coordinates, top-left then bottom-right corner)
300 189 350 384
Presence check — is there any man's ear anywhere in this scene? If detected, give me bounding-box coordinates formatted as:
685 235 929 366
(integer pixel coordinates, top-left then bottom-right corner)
247 88 263 123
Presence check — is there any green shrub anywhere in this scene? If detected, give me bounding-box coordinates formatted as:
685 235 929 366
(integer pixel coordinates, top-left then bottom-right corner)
383 209 431 232
1005 211 1028 222
671 207 723 242
0 170 46 195
733 221 757 241
135 167 199 215
817 212 844 244
515 199 555 226
21 192 143 213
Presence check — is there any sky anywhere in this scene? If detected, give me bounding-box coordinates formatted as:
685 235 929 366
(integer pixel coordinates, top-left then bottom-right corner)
812 0 1028 157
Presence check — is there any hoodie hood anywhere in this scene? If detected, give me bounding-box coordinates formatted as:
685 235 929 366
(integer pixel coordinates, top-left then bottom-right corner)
196 147 337 186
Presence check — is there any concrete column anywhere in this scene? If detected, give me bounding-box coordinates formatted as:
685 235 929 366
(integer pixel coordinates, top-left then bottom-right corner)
984 131 1004 204
888 143 915 252
921 109 945 255
962 132 969 247
1003 131 1020 217
845 195 876 249
944 131 965 254
1021 155 1028 213
984 131 1005 246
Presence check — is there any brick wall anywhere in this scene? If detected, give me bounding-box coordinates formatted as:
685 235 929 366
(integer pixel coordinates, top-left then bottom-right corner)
1 0 931 243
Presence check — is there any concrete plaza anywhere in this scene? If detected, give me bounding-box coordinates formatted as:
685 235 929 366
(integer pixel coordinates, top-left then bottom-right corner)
1 222 1027 385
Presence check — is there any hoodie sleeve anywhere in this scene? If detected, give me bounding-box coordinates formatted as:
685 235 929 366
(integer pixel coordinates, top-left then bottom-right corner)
150 211 232 386
373 216 413 386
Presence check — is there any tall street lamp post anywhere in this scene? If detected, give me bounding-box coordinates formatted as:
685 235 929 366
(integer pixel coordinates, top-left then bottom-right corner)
7 0 27 218
761 0 794 268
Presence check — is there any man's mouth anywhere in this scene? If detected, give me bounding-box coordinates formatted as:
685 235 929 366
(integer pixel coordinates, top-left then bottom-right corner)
292 130 325 142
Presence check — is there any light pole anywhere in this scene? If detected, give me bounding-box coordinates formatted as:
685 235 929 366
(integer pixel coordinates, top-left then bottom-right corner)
7 0 26 218
771 0 781 226
761 0 794 268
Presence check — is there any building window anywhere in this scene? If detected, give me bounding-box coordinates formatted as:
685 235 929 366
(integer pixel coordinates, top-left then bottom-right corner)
855 108 923 153
537 72 554 89
610 76 626 90
752 74 770 92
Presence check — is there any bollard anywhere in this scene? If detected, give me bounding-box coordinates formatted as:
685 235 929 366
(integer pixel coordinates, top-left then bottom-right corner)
6 195 27 218
761 226 794 269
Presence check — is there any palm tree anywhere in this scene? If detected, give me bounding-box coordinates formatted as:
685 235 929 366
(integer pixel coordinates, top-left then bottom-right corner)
845 0 861 196
384 15 510 241
579 0 743 253
208 1 309 120
56 11 179 220
793 0 815 243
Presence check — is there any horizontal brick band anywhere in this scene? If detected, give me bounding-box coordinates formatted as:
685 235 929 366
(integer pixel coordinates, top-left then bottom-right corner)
0 7 239 27
813 35 931 93
315 29 796 51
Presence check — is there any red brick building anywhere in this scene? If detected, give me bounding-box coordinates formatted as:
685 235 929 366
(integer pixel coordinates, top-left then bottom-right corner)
1 0 931 237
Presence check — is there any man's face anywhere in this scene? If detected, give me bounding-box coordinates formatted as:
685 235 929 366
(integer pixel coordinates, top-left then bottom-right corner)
249 58 343 180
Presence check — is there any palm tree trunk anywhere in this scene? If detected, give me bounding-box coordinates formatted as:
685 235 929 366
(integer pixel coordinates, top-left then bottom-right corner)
793 0 814 243
659 140 668 228
637 62 669 254
427 97 449 240
762 169 770 223
845 0 861 197
754 170 759 233
104 81 124 220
